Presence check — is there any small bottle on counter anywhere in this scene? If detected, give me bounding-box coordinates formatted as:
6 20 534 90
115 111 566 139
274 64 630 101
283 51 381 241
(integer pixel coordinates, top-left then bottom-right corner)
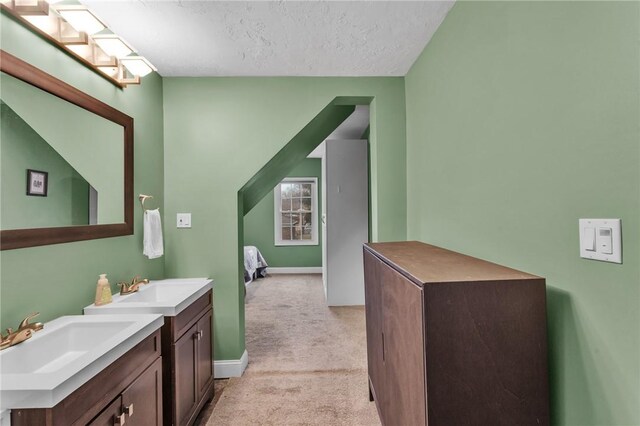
95 273 113 306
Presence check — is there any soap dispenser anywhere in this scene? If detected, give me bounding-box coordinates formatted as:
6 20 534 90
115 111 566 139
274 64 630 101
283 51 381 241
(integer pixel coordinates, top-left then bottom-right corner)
95 274 113 306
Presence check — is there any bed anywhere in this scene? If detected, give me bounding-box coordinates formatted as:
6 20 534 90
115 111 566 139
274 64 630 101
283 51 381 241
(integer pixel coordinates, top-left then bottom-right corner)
244 245 268 284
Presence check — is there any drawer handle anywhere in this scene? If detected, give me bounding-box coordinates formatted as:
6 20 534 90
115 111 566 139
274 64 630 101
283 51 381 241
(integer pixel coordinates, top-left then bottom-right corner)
125 403 134 417
194 330 203 340
114 413 126 426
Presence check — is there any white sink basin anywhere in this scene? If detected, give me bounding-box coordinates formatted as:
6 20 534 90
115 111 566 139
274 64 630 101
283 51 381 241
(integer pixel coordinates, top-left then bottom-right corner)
84 278 213 317
1 322 124 375
0 314 163 410
118 283 199 304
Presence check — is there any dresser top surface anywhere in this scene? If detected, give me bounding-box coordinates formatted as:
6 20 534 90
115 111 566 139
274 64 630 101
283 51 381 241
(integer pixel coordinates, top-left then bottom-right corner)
365 241 541 285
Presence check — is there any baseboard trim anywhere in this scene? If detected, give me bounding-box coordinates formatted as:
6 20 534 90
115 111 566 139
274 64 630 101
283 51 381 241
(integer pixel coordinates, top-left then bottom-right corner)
268 267 322 274
214 350 248 378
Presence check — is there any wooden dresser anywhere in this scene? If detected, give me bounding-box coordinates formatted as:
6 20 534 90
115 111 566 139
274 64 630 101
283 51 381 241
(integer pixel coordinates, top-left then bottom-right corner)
363 241 549 426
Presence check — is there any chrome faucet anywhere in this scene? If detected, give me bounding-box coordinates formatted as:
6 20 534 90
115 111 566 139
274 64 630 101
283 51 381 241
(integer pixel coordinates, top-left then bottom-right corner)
118 275 149 295
0 312 44 351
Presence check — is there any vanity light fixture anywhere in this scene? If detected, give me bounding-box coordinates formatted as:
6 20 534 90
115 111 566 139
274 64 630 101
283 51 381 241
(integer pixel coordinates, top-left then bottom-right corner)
96 63 139 85
58 21 89 44
97 65 119 78
23 13 89 45
13 0 48 15
1 1 156 87
67 43 117 67
66 43 93 58
121 56 155 77
55 6 104 35
23 13 57 33
92 34 133 59
118 73 141 85
97 65 140 85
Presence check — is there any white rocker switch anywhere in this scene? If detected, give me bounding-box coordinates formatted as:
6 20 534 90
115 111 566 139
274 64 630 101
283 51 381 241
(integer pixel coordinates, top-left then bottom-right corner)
582 227 596 251
598 228 613 254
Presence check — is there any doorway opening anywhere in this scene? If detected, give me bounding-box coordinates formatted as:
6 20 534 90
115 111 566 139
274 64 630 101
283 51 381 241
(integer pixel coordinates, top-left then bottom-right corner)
208 100 377 423
235 98 373 354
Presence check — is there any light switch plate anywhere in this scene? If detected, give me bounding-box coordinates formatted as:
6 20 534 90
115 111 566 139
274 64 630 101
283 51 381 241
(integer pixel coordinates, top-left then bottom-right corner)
177 213 191 228
579 218 622 264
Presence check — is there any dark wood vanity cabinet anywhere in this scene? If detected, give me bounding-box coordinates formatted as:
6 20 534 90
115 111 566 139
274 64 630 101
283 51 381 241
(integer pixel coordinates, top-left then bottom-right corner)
12 330 163 426
161 290 214 426
89 357 163 426
364 241 549 426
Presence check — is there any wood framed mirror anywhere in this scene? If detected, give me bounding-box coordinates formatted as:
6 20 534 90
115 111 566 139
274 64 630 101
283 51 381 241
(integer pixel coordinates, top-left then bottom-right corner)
0 50 133 250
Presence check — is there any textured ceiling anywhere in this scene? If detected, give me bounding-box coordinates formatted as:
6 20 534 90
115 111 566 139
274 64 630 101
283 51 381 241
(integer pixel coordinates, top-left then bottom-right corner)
82 1 454 77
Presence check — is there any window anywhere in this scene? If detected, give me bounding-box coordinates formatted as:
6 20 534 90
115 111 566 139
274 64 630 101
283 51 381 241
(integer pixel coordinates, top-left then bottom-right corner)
274 178 318 246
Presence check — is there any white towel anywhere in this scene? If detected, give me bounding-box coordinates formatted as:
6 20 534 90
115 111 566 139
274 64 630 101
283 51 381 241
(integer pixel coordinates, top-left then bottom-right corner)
143 208 164 259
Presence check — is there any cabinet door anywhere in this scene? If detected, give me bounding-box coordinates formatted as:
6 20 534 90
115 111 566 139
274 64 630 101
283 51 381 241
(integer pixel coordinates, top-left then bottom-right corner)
196 311 214 399
381 261 426 426
122 357 163 426
88 397 123 426
363 250 385 406
174 323 198 425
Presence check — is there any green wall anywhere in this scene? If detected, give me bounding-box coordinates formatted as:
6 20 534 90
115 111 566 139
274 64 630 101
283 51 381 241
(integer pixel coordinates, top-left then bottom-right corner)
405 2 639 424
0 13 165 329
1 102 90 229
244 158 322 268
163 77 406 359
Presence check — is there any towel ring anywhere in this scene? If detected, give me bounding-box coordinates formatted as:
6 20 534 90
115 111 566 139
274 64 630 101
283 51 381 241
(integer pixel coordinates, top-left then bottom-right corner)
139 194 154 211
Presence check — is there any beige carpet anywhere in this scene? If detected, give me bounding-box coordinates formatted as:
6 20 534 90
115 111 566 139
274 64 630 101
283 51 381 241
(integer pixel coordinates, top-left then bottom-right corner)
205 274 380 426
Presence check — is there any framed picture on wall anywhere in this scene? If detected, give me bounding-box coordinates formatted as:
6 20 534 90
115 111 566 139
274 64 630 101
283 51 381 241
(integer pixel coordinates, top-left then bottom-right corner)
27 169 48 196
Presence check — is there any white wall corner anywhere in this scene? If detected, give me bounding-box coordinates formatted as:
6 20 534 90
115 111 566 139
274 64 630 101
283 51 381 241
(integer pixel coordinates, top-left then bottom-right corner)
214 350 248 378
267 267 322 274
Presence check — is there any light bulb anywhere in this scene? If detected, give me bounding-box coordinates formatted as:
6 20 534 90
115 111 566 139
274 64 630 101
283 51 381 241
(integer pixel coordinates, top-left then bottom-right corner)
93 36 133 59
121 57 154 77
57 8 105 35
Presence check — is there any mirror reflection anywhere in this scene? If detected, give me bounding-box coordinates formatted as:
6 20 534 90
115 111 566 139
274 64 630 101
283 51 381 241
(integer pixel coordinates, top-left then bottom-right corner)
1 72 124 230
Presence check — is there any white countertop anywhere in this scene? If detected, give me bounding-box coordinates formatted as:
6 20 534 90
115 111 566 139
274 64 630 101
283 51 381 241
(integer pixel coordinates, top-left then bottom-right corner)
0 314 163 410
0 409 10 426
83 277 213 317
